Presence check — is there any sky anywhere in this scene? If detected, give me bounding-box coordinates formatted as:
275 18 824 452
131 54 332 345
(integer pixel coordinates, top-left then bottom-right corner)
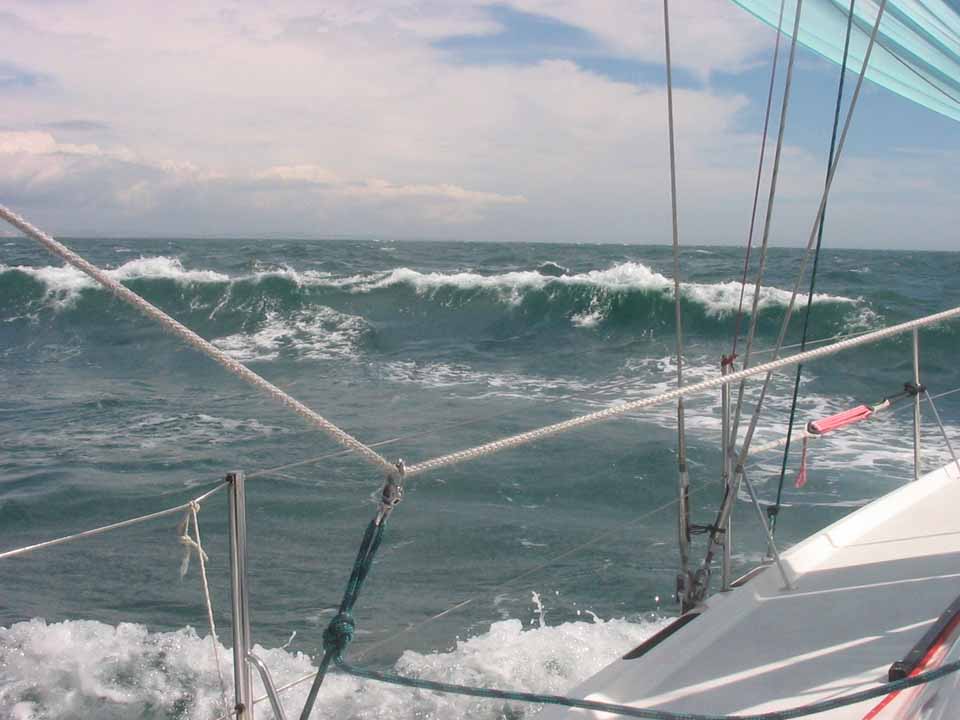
0 0 958 249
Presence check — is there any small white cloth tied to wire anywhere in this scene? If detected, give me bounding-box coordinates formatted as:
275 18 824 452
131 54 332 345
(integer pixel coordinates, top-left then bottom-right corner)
177 501 208 579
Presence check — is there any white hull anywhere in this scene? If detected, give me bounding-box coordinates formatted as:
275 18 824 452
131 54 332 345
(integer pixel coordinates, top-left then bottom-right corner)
545 461 960 719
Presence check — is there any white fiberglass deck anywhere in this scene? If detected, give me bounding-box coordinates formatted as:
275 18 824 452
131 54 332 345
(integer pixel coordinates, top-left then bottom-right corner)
545 461 960 719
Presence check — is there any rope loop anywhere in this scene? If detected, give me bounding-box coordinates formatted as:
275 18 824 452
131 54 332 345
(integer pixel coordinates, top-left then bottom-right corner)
323 612 356 657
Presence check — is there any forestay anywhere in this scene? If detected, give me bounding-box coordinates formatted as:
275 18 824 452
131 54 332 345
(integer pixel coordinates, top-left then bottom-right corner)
730 0 960 121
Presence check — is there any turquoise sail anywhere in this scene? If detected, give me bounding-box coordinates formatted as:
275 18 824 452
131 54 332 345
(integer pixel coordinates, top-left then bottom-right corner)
731 0 960 121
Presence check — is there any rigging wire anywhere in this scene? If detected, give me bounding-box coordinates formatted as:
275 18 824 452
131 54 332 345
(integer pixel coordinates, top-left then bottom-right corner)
771 0 858 534
730 0 788 360
729 0 807 449
731 0 890 475
661 0 693 594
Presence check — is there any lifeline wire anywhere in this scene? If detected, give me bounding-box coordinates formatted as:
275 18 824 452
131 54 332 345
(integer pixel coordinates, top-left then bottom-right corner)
0 204 393 475
0 481 226 560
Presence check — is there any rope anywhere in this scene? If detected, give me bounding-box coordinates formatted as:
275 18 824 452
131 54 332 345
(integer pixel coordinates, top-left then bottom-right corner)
403 302 959 478
299 514 389 720
0 204 392 475
772 0 858 533
178 504 209 579
729 0 806 448
185 502 232 720
661 0 693 606
731 0 788 359
728 0 890 476
335 656 960 720
0 481 226 561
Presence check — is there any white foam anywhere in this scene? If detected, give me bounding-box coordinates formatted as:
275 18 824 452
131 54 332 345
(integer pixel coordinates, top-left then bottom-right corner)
382 352 958 485
2 259 860 323
342 262 857 323
0 257 229 308
212 307 369 363
0 614 665 720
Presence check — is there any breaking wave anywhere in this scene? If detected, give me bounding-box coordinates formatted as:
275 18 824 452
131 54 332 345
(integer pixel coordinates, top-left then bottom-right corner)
0 258 869 352
0 614 664 720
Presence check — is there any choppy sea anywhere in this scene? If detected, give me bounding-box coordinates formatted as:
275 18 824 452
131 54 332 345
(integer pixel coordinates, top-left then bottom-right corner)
1 237 958 719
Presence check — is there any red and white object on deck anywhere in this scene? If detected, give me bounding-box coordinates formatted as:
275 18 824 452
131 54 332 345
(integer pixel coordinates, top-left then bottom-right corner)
796 404 877 488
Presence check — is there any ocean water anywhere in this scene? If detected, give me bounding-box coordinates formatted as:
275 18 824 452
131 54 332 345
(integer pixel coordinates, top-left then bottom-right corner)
0 237 958 719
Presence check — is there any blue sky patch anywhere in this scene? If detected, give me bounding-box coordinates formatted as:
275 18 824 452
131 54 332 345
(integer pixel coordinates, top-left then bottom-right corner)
433 5 699 88
0 61 48 91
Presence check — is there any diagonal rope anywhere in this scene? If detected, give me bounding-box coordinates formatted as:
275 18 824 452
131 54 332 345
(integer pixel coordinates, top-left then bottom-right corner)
730 0 806 450
0 204 393 475
772 0 858 533
731 0 788 360
404 302 960 478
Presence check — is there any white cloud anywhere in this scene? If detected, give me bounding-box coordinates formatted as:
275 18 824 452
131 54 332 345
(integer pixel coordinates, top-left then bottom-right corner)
0 1 954 247
493 0 771 77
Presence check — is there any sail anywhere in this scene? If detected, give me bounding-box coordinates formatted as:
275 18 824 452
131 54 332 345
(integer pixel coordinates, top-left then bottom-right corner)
730 0 960 121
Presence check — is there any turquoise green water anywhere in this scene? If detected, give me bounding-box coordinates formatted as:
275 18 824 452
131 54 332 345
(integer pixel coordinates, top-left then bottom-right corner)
1 238 957 718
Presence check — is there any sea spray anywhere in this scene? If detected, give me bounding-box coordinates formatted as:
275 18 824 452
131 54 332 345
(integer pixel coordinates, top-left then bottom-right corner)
0 615 667 720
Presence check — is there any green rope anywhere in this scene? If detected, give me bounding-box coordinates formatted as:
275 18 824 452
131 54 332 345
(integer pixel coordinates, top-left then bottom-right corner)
298 516 385 720
300 502 960 720
337 656 960 720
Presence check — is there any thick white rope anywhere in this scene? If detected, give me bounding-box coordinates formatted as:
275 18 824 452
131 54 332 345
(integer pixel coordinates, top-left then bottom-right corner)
404 304 960 477
0 482 225 560
186 502 232 720
0 204 392 475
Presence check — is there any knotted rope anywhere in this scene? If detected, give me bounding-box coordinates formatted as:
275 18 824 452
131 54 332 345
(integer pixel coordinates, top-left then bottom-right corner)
179 501 232 720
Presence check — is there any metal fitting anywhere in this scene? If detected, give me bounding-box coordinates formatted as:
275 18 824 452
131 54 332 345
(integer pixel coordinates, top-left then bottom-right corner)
376 459 405 525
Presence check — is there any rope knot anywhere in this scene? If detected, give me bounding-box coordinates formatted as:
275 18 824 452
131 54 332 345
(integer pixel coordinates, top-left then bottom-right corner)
323 612 356 656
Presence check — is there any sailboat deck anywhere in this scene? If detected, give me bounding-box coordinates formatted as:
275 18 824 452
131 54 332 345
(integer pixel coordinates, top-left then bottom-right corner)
545 461 960 719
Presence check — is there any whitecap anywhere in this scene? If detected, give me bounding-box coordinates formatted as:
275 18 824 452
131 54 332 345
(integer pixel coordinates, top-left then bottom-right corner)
0 614 667 719
212 306 369 363
0 257 229 308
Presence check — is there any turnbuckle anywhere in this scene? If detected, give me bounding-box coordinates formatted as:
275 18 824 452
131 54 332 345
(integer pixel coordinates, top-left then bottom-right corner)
375 459 405 525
